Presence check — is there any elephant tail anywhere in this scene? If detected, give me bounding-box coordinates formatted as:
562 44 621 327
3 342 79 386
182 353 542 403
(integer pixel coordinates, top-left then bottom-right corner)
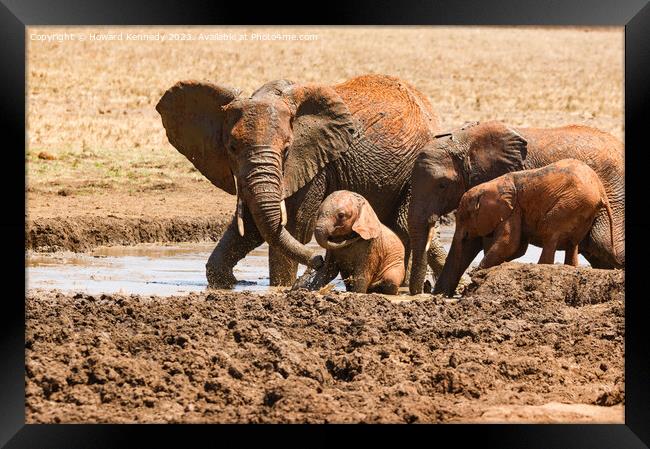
600 190 616 261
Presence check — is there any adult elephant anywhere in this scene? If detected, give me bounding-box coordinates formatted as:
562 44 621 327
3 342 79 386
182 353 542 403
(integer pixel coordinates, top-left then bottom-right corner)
408 121 624 295
156 74 446 288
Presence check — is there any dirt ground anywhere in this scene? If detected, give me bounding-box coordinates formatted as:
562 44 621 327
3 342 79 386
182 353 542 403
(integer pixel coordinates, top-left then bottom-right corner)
25 263 624 424
26 186 233 252
26 26 623 251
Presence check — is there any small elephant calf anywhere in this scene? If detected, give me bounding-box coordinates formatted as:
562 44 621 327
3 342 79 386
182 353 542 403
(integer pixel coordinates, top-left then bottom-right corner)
293 190 405 294
434 159 616 296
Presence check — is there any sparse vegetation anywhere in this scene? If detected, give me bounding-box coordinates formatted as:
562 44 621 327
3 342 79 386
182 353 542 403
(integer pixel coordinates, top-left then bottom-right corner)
27 26 623 200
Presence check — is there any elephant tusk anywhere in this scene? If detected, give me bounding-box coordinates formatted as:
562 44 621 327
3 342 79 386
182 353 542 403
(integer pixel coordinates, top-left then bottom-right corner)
233 174 245 237
236 196 245 237
424 225 436 253
280 199 288 226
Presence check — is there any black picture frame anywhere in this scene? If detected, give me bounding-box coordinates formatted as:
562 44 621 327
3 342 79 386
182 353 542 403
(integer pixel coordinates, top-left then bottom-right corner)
5 0 649 447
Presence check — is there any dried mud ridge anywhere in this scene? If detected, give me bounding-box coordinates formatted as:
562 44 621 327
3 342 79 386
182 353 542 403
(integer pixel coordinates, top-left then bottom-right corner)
26 215 231 252
25 213 454 253
26 263 624 423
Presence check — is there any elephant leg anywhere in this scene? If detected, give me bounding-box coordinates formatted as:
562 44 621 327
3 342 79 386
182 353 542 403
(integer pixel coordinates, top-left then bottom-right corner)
269 217 312 286
426 222 473 292
479 214 521 269
269 180 325 286
564 242 579 266
402 252 412 287
392 193 412 287
538 236 559 265
349 274 369 293
580 236 619 268
579 207 624 268
269 246 299 286
368 279 399 295
206 212 265 289
369 265 404 295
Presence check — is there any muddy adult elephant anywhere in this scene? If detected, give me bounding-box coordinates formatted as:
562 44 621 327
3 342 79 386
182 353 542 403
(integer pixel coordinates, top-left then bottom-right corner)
156 74 445 288
408 121 624 295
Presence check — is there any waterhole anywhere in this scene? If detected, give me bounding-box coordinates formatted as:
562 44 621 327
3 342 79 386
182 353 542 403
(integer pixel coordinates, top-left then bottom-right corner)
26 225 588 296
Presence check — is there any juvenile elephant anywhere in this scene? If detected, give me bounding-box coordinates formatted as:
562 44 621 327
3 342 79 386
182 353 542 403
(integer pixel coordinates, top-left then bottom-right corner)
434 159 616 297
408 121 624 294
294 191 405 294
156 74 445 288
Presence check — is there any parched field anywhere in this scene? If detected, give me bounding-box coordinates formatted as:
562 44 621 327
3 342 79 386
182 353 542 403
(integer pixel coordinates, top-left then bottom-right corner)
26 27 625 423
26 26 623 250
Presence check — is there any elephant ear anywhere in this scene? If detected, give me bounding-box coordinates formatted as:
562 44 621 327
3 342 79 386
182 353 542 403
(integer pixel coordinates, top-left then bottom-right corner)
352 198 381 240
282 85 357 198
156 80 240 195
474 181 516 236
467 125 527 187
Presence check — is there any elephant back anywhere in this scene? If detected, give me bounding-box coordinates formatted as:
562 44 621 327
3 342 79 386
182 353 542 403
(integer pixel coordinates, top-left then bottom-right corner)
520 125 624 266
334 75 440 153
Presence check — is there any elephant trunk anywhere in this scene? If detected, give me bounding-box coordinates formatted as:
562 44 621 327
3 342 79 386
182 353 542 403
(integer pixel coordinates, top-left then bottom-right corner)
314 225 361 250
434 233 482 297
409 217 437 295
241 146 318 268
408 209 438 295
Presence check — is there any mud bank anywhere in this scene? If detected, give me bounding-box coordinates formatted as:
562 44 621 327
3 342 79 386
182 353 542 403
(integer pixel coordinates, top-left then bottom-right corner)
26 263 624 423
26 215 231 253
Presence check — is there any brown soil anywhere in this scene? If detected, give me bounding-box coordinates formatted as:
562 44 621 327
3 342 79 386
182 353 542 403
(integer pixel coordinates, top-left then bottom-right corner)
25 263 624 424
26 183 235 252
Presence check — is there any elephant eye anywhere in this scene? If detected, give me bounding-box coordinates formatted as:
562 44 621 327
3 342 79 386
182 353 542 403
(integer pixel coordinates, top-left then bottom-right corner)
439 182 446 190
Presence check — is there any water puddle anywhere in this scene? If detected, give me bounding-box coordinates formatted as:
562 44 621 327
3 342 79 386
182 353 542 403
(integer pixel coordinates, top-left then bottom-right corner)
26 225 588 296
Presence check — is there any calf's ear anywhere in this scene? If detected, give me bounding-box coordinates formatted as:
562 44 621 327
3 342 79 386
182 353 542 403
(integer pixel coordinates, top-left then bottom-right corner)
474 181 516 236
352 199 381 240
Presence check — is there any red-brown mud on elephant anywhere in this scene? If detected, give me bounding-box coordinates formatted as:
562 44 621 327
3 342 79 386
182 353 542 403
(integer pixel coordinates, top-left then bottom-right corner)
25 263 624 423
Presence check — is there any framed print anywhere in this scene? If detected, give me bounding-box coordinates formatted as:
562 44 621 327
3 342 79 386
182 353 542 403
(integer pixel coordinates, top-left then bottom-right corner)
4 0 649 447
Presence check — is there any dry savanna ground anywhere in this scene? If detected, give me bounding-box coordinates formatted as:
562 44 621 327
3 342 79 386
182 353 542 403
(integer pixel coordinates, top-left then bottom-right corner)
27 26 623 228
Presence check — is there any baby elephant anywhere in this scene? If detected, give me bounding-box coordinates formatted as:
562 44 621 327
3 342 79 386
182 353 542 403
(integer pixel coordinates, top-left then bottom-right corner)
434 159 615 297
294 190 405 294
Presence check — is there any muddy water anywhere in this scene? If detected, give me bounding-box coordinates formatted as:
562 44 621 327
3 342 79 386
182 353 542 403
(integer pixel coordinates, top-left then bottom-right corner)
26 225 588 296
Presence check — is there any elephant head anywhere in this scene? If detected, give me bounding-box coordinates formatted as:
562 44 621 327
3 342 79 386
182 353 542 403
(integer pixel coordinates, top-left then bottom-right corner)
408 121 527 294
433 178 517 297
313 191 381 251
156 80 357 268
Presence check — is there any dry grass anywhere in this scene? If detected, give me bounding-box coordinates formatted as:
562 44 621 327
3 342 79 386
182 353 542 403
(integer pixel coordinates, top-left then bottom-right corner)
27 26 623 195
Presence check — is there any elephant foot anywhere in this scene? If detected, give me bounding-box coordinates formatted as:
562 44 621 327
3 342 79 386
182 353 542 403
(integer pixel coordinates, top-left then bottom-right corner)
206 267 238 290
455 273 472 296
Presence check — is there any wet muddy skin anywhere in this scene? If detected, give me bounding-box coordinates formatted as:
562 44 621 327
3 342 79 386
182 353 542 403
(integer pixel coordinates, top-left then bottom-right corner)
26 225 588 296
